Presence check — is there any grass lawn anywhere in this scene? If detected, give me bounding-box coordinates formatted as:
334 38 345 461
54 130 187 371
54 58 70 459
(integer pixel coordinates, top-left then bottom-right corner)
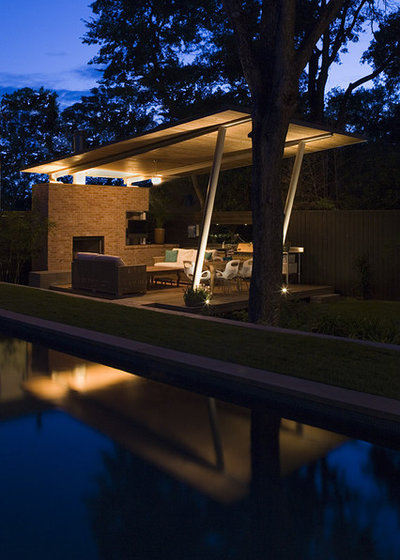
0 283 399 400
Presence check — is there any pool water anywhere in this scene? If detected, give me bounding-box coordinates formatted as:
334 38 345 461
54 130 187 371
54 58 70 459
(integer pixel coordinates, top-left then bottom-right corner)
0 412 111 559
1 336 400 559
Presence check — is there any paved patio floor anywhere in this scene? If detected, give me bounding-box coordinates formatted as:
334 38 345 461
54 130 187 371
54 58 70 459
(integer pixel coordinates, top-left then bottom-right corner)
52 283 335 313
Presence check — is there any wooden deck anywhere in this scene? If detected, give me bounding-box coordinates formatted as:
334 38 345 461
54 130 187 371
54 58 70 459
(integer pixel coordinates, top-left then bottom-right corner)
51 282 336 313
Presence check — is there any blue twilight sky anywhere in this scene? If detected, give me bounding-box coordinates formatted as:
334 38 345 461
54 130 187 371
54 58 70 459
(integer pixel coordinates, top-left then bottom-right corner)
0 0 374 110
0 0 99 107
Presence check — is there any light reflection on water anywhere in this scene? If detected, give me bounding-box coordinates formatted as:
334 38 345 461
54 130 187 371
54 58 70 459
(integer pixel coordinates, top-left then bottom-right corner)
1 335 400 559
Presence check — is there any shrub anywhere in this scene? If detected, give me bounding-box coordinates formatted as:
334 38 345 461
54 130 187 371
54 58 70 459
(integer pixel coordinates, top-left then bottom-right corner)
183 286 212 307
0 211 53 284
217 299 400 345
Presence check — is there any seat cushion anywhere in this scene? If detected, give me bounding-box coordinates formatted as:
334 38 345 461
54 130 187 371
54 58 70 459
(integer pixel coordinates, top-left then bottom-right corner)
173 248 197 266
154 262 184 270
165 249 178 262
74 253 125 266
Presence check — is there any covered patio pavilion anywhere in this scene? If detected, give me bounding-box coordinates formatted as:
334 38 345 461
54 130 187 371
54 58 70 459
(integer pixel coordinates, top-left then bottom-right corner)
23 107 363 300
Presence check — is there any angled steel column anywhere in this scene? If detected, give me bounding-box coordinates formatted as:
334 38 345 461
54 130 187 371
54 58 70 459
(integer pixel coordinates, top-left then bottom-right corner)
207 397 224 470
283 141 305 244
192 126 227 288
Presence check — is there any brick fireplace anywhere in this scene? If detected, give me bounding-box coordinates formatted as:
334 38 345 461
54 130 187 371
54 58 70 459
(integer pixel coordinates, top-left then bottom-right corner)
30 183 172 288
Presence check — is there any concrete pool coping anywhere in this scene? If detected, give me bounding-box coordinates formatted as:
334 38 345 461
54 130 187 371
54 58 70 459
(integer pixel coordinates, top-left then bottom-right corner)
0 308 399 444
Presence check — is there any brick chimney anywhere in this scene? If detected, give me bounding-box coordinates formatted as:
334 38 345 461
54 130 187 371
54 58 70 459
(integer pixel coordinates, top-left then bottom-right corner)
72 130 86 153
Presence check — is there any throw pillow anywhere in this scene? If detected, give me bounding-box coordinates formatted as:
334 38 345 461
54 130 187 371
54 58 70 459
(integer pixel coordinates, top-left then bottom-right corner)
205 251 213 261
165 249 178 262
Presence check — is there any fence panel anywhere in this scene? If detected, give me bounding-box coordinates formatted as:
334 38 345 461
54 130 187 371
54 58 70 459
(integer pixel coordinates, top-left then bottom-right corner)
287 210 400 300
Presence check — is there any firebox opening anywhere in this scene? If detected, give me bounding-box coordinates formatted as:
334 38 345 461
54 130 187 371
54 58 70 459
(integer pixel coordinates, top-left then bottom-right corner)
72 236 104 259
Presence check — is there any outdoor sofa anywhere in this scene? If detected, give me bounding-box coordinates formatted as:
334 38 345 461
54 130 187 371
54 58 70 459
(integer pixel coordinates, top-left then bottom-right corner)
72 252 147 297
152 247 217 282
152 248 217 269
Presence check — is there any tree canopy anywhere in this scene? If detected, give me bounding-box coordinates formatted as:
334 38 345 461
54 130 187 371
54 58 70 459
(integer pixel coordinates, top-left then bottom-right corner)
83 0 247 119
0 88 62 209
60 84 155 147
83 1 399 125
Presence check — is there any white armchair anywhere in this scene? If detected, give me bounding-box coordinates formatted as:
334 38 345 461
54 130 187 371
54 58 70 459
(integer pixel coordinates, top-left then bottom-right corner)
215 259 240 292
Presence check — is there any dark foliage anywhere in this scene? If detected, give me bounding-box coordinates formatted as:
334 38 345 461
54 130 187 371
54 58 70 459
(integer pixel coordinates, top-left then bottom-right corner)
0 88 64 209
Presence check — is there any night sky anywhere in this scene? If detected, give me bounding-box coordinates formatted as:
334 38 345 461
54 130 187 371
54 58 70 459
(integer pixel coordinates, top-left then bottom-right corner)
0 0 374 109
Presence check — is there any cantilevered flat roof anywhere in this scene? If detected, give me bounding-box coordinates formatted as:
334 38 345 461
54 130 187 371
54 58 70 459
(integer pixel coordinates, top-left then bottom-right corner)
22 108 364 182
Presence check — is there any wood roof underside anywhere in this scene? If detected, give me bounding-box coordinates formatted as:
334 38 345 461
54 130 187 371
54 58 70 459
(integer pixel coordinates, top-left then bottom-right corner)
22 109 364 182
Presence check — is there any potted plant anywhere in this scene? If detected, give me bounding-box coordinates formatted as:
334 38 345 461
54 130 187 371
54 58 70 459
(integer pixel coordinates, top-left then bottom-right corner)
183 286 212 308
154 220 166 244
149 188 174 244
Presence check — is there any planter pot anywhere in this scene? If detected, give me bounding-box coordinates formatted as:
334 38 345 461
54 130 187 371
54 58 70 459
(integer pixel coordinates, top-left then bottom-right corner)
184 303 205 313
184 301 205 308
154 228 165 244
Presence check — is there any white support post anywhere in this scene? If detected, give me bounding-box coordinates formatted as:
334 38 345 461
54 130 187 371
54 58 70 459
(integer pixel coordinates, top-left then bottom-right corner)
283 141 305 244
72 172 86 185
192 126 227 288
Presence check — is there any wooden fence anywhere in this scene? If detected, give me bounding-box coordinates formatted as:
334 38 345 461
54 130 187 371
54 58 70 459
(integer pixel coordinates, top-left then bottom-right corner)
287 210 400 300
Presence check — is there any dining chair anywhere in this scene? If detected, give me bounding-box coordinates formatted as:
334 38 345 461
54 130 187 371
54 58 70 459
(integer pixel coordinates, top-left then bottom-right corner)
183 261 211 284
238 258 252 290
215 259 240 293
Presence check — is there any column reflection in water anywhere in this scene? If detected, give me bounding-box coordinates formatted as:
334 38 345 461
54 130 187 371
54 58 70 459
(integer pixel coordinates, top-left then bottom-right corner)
0 336 30 403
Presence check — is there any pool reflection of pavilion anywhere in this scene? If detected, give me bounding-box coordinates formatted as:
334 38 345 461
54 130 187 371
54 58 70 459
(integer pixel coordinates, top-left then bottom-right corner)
21 346 347 504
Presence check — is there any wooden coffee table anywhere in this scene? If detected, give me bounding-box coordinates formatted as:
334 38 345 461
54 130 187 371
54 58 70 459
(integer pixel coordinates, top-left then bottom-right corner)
146 266 182 287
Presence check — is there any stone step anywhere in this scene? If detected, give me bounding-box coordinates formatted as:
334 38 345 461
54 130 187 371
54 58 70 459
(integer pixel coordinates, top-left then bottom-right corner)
287 285 335 300
310 292 341 303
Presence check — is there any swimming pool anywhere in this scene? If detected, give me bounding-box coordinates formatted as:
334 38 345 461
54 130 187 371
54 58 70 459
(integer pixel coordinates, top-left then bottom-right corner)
1 335 400 559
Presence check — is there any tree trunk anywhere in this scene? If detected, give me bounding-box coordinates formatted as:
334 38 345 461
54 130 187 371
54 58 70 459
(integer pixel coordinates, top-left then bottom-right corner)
311 27 331 123
221 0 345 324
248 103 294 324
308 50 320 120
